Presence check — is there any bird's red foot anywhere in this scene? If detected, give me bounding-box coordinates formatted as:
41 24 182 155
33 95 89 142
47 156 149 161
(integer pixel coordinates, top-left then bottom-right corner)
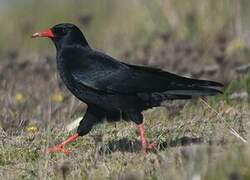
48 144 71 155
47 133 79 155
142 142 157 153
138 124 158 153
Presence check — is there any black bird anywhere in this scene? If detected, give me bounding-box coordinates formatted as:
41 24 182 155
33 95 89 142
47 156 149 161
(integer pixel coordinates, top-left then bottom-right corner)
32 23 223 154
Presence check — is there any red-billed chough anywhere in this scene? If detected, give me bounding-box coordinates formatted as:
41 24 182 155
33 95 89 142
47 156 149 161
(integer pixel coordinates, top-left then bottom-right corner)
32 23 223 154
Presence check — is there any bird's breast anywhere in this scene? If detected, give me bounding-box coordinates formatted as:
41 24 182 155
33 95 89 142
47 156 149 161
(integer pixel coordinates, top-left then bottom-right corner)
56 56 99 104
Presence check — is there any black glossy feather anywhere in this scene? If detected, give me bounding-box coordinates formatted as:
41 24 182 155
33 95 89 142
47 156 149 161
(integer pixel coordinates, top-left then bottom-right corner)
68 47 222 96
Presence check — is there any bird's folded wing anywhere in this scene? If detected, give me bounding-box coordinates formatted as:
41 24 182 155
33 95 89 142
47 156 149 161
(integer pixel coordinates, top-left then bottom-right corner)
71 58 223 95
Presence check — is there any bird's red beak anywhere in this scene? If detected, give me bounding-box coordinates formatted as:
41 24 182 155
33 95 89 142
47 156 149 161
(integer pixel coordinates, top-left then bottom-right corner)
32 29 54 38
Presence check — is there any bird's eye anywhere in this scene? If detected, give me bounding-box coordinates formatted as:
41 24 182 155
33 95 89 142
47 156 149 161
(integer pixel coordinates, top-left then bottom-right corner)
54 28 67 36
52 27 69 37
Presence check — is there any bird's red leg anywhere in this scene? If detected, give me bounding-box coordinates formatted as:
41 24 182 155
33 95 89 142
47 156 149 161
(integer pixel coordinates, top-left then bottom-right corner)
48 133 79 155
138 124 156 153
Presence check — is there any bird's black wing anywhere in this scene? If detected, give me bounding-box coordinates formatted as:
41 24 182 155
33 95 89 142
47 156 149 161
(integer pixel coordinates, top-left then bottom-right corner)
69 48 223 95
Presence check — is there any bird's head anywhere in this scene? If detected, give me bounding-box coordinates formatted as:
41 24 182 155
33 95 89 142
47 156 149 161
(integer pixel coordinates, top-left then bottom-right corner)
32 23 89 49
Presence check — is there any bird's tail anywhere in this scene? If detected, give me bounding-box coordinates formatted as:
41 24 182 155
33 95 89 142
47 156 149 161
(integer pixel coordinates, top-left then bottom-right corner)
139 78 223 108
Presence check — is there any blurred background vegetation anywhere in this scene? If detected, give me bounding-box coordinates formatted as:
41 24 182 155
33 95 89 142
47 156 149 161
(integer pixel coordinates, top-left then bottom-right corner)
0 0 249 56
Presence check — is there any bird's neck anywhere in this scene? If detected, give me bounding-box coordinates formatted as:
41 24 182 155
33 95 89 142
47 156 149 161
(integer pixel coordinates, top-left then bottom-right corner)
53 39 89 52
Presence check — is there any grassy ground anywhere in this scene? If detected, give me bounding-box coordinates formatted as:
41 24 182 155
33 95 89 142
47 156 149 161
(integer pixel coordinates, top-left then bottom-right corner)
0 94 250 179
1 1 250 179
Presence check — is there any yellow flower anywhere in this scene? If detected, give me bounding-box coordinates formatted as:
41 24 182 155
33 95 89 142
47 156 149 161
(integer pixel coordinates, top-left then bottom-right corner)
51 92 64 103
26 126 38 133
15 92 25 102
226 38 245 55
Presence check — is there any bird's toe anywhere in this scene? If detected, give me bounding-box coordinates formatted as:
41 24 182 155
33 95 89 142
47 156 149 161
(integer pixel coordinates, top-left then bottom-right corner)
48 145 71 155
142 141 158 153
